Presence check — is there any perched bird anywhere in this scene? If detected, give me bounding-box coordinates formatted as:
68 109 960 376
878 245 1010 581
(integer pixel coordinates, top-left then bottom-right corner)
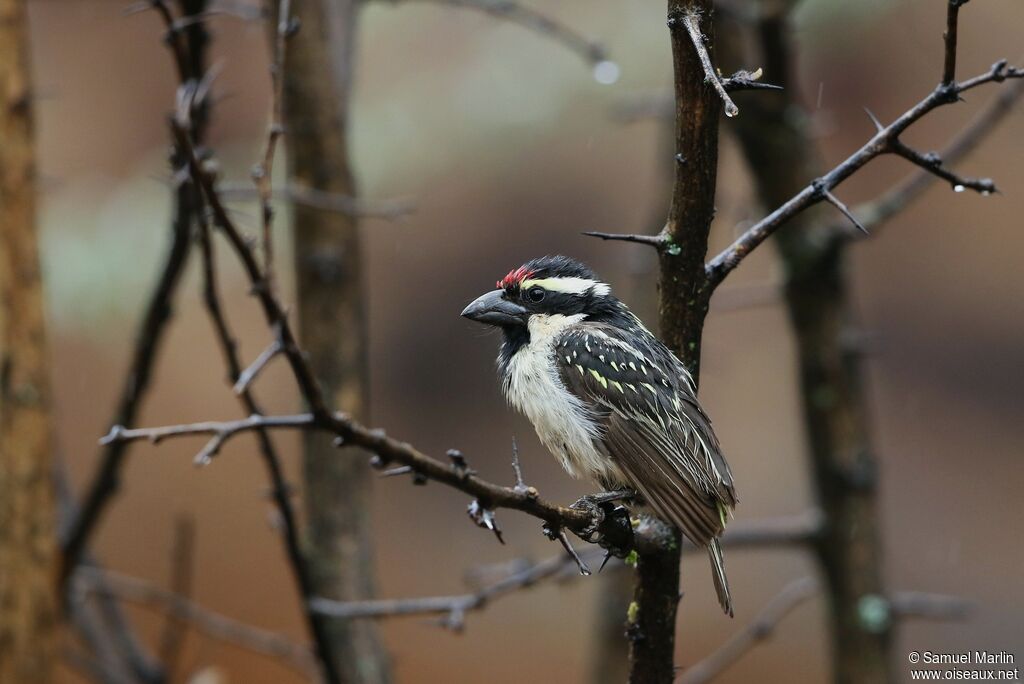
461 255 737 616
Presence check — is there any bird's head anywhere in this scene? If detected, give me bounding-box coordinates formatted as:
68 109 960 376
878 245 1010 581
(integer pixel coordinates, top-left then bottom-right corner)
461 255 624 330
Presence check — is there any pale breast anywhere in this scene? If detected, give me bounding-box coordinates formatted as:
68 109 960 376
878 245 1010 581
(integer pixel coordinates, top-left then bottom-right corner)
502 315 613 481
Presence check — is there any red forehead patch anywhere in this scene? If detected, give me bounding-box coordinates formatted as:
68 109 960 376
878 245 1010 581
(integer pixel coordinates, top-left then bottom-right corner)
497 266 535 290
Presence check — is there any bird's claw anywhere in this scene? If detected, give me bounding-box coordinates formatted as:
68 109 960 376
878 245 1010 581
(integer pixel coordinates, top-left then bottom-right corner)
568 492 636 558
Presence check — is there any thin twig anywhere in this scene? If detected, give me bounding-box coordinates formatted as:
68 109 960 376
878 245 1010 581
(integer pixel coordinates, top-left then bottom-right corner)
721 68 783 93
390 0 610 69
891 591 972 621
310 553 583 631
890 140 996 195
72 567 317 678
195 204 342 683
705 57 1023 287
679 11 739 117
232 338 283 394
157 517 195 679
219 182 416 221
678 577 818 684
833 78 1024 239
582 230 667 248
251 0 292 284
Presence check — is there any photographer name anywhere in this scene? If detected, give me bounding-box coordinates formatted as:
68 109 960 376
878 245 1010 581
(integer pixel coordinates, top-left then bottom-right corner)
922 652 1016 665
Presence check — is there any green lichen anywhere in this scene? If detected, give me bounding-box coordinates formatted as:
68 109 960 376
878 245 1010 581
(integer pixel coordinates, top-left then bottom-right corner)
625 550 639 566
627 601 640 625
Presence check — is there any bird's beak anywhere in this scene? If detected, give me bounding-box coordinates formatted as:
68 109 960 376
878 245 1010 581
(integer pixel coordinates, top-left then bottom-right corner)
461 289 528 327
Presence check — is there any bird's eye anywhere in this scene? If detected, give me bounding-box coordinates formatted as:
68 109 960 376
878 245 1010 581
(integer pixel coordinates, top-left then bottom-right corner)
527 287 545 303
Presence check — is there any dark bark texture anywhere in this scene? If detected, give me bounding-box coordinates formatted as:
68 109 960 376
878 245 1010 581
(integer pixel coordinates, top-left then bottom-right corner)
627 1 721 681
279 1 391 681
722 6 892 682
0 0 58 679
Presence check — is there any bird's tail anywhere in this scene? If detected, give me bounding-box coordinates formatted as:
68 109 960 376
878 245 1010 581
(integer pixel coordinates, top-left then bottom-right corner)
708 538 733 617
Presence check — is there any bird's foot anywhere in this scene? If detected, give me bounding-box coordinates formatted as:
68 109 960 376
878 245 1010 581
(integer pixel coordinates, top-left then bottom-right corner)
568 492 636 558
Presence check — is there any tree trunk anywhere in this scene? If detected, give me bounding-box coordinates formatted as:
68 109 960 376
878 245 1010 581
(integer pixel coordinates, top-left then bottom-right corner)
0 0 58 679
722 7 892 682
279 1 391 681
627 1 721 681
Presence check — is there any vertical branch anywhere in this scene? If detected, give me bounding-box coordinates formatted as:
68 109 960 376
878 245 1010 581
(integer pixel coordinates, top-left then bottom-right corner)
0 0 58 679
60 0 211 588
627 1 722 681
721 4 892 682
274 0 391 681
196 206 343 684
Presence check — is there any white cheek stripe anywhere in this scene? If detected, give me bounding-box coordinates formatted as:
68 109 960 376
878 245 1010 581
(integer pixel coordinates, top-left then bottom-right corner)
520 277 611 296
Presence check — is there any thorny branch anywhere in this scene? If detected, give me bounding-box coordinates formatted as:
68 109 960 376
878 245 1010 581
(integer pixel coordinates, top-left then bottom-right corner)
705 63 1022 286
829 78 1024 239
678 10 739 117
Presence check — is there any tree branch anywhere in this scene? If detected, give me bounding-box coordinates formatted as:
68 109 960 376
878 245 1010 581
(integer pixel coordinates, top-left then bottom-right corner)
389 0 614 76
60 0 211 595
251 0 292 282
310 552 587 630
706 44 1022 287
71 567 317 678
218 182 416 221
678 577 818 684
831 78 1024 239
97 411 640 547
679 9 739 117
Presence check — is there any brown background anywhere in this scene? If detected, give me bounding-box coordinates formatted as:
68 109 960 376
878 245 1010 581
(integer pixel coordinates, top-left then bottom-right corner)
28 0 1023 682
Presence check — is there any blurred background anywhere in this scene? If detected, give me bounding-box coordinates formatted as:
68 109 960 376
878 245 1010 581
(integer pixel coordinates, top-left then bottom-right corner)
27 0 1023 681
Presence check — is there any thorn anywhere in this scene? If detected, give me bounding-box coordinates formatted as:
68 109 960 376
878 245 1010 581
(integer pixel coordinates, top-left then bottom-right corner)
863 107 884 133
599 550 615 573
379 465 412 478
467 500 505 545
556 528 591 575
822 188 869 235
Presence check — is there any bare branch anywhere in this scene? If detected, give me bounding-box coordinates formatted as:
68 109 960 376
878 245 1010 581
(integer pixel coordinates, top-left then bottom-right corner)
705 55 1023 286
72 567 317 678
890 140 996 195
251 0 293 284
390 0 612 72
942 0 968 86
678 10 739 117
219 182 416 221
232 338 283 395
309 552 586 630
679 577 818 684
721 68 782 93
834 78 1024 238
582 230 667 249
98 410 625 545
195 200 342 683
891 591 972 622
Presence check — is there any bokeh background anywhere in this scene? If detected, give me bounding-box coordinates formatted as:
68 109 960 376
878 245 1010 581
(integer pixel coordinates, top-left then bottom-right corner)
29 0 1023 681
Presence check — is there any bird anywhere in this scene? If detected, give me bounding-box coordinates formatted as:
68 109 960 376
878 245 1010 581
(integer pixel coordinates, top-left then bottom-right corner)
461 255 737 616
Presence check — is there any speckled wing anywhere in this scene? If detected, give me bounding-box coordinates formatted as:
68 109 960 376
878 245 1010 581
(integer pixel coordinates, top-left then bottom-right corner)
553 322 736 546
